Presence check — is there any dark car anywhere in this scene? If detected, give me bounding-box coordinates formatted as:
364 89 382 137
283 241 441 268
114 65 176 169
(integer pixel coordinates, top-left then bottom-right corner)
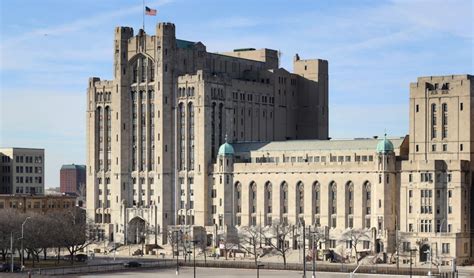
123 261 142 268
75 254 88 262
0 263 21 272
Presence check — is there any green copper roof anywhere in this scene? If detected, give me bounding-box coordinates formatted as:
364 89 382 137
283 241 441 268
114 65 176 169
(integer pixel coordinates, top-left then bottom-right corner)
218 139 235 156
176 39 196 49
376 135 394 153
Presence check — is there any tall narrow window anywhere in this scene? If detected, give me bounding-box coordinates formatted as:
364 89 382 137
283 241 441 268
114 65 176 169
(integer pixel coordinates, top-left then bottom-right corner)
442 103 448 138
249 182 257 225
234 182 242 226
264 182 272 225
218 103 224 146
363 181 371 228
211 102 216 159
178 103 185 170
296 181 304 216
188 102 195 170
313 182 320 226
329 181 337 228
150 61 155 82
431 103 437 139
280 181 288 223
140 58 146 82
346 181 354 228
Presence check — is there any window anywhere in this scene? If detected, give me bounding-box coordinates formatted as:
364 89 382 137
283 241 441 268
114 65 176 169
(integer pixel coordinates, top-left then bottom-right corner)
431 104 437 138
416 145 419 152
460 103 463 111
416 104 419 112
443 144 447 152
460 144 463 151
442 243 450 254
442 103 448 138
432 144 436 152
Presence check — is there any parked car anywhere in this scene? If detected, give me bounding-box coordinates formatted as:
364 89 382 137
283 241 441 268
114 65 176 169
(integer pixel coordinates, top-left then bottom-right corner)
76 254 88 262
123 261 142 268
0 263 21 272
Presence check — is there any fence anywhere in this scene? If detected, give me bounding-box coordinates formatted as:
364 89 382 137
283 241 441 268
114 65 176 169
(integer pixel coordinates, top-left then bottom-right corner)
31 259 175 276
31 258 461 277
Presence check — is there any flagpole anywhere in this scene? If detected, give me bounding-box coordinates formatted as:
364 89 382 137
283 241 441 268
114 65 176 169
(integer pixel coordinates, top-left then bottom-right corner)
142 0 145 31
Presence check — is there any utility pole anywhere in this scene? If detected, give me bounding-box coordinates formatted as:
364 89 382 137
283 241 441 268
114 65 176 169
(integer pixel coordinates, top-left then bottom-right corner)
10 232 14 273
302 220 306 278
312 227 316 278
176 230 179 276
21 216 31 271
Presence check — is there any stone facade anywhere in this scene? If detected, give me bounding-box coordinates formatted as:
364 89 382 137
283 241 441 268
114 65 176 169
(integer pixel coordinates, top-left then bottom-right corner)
86 22 474 266
0 194 76 213
0 148 45 195
86 22 328 245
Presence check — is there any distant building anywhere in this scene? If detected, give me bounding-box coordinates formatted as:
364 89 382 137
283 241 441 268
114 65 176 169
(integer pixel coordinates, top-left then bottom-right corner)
0 194 76 214
0 148 45 195
60 164 86 195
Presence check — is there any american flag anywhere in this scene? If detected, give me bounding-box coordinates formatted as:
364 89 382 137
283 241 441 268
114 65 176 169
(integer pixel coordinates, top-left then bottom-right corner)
145 6 157 16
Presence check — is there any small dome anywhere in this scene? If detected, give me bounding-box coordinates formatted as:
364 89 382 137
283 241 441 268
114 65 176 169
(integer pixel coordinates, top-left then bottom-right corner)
218 142 234 156
376 135 394 153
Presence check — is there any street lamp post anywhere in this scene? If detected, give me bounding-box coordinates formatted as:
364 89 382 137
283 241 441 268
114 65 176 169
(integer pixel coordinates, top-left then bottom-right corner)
299 219 306 278
256 262 264 278
176 230 179 276
311 227 317 278
191 240 199 278
21 216 31 271
409 248 416 278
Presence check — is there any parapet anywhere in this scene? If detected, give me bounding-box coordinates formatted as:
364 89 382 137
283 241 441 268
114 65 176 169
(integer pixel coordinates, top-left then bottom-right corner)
115 26 134 40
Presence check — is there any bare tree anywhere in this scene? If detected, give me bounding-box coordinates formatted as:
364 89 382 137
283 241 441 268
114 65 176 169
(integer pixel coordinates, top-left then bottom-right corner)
49 207 97 264
262 222 292 268
338 228 371 262
307 226 326 261
0 209 22 262
238 226 262 265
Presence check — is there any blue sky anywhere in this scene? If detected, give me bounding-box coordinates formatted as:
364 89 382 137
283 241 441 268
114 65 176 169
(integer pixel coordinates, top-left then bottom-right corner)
0 0 472 188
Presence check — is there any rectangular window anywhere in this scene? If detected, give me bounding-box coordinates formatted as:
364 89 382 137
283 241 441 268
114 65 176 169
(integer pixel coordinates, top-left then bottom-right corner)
460 103 463 111
443 144 447 152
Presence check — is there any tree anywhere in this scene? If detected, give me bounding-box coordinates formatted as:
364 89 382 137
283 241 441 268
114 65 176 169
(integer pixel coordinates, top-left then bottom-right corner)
338 228 371 263
238 226 263 266
307 226 326 261
0 209 23 262
262 221 292 268
49 207 97 264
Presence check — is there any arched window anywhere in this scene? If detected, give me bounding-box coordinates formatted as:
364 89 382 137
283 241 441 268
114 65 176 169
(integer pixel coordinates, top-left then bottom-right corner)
249 182 257 226
363 181 372 228
264 181 272 225
234 182 242 226
313 181 320 226
296 181 304 216
329 181 337 228
188 102 195 170
280 181 288 224
133 61 138 83
346 181 354 228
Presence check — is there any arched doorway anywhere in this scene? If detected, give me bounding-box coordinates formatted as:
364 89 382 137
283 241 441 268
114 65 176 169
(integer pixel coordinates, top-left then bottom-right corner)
419 244 430 262
128 217 146 244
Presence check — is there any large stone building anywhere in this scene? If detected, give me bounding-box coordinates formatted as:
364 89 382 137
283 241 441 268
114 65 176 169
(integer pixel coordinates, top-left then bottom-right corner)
86 22 473 265
86 22 328 243
0 148 45 195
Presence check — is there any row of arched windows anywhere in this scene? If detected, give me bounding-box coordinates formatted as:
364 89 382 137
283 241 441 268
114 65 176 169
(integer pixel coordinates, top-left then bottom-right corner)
96 92 111 102
132 57 155 83
233 180 373 227
178 87 195 98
